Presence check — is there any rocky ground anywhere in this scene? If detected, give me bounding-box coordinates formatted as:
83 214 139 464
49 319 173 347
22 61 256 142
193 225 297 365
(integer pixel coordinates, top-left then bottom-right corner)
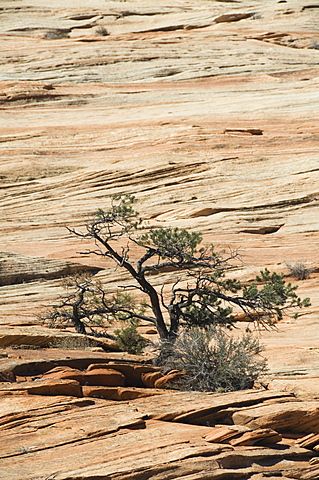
1 0 319 478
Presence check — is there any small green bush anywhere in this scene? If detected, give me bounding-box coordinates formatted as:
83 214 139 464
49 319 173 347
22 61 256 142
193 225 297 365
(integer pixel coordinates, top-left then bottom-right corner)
115 324 147 355
157 326 267 392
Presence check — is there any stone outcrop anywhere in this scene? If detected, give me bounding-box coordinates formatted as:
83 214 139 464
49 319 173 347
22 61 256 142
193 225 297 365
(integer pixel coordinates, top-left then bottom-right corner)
0 353 318 480
0 251 100 286
1 0 319 478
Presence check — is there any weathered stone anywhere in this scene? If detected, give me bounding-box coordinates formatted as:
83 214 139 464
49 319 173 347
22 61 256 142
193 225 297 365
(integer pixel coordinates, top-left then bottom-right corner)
296 433 319 450
232 402 319 434
82 385 164 400
0 378 82 397
1 0 319 478
27 378 83 397
87 363 159 387
41 366 85 384
141 371 164 388
154 369 186 389
83 368 126 386
0 251 99 286
131 390 294 423
204 425 251 443
229 428 282 446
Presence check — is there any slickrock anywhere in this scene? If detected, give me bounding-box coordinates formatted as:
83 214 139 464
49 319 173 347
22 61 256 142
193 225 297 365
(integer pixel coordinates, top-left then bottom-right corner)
0 349 318 478
0 378 82 397
82 385 165 400
83 367 126 386
87 362 160 387
232 402 319 434
0 251 100 286
1 0 319 478
41 365 86 383
0 382 316 480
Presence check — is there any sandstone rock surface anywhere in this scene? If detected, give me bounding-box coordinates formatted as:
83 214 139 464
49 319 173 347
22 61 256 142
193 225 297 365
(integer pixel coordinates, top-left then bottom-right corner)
1 0 319 478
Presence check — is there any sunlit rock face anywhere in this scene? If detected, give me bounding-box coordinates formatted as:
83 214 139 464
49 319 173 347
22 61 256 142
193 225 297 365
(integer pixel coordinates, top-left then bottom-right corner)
0 0 319 477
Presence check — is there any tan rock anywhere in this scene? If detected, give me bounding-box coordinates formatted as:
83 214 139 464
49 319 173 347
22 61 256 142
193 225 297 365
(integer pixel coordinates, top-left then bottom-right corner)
0 251 99 285
83 368 126 386
27 378 82 397
1 0 319 477
131 389 293 423
204 425 251 443
296 433 319 450
229 428 282 446
232 402 319 434
82 385 120 400
144 328 158 334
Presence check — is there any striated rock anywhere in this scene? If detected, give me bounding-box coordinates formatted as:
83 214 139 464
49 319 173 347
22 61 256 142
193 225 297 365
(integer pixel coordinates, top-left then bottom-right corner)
296 433 319 450
0 378 82 397
214 12 255 23
204 425 282 446
229 428 282 446
232 402 319 434
0 251 99 286
82 385 164 400
141 371 164 387
204 424 251 443
87 362 160 387
131 389 295 423
1 0 319 478
83 367 126 386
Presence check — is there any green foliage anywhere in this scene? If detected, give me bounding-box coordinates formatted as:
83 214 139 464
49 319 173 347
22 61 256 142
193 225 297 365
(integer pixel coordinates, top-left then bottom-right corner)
45 195 311 381
93 194 141 235
139 227 203 261
115 323 148 355
242 269 310 324
159 326 267 392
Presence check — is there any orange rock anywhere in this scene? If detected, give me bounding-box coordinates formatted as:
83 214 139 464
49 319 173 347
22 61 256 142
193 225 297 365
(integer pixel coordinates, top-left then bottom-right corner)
141 371 164 388
204 425 250 443
154 370 186 389
84 368 126 387
27 378 82 397
41 366 85 384
86 363 160 387
83 385 164 400
82 385 120 400
229 428 282 446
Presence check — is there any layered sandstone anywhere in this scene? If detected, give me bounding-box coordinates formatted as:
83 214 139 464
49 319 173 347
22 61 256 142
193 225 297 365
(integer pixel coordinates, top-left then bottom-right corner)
1 0 319 478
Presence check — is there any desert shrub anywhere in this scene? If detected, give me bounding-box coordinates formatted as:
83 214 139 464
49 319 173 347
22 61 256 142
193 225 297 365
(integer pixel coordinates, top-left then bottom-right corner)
44 29 70 39
115 323 148 355
42 195 310 388
95 26 109 36
50 336 99 350
285 261 313 280
157 326 267 392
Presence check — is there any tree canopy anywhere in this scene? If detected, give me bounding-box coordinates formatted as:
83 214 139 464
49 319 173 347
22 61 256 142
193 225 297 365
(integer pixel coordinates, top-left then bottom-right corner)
44 194 310 343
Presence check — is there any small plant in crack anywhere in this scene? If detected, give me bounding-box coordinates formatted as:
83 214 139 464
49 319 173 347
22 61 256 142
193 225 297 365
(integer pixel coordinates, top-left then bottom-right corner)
285 261 313 280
